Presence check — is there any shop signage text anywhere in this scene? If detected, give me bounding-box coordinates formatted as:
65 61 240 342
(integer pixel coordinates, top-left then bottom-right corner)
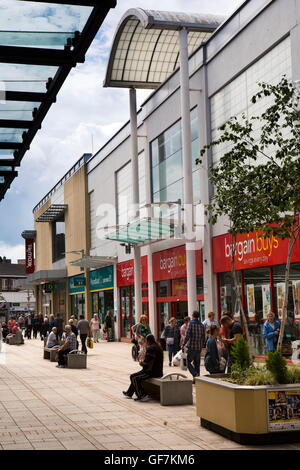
153 245 203 282
117 257 148 286
90 265 114 291
213 231 300 273
25 238 34 274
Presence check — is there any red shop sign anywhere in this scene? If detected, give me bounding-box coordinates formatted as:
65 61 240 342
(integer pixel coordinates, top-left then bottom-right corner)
213 231 300 273
117 256 148 286
25 238 35 274
152 245 203 282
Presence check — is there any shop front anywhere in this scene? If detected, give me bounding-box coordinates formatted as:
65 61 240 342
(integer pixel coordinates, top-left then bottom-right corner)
117 257 148 339
69 274 86 319
213 231 300 358
90 265 114 333
153 245 204 337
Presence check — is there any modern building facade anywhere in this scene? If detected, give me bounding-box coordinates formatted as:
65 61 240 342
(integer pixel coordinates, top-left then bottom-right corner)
29 0 300 358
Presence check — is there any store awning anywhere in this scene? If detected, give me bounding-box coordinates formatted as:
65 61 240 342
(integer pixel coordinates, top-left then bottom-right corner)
104 8 223 89
17 269 67 287
105 218 175 246
36 204 67 222
0 0 116 201
70 255 117 269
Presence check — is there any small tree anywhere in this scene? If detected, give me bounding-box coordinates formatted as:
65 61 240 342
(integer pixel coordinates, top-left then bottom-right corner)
197 77 300 353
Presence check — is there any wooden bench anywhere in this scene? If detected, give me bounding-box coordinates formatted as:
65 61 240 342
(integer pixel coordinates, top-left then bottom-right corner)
43 347 59 362
143 373 193 406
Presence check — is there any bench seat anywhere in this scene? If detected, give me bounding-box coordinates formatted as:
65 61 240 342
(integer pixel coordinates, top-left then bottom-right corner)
43 347 59 362
143 373 193 406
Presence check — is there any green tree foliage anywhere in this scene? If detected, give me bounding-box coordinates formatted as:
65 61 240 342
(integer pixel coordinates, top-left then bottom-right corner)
197 77 300 352
265 350 289 384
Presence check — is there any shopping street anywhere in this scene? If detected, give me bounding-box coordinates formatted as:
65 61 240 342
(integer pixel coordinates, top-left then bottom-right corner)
0 338 298 451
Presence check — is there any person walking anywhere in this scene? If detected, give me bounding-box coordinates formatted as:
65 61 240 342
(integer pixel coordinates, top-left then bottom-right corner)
55 313 64 340
204 325 221 374
263 311 281 352
163 317 180 367
56 325 77 368
103 310 114 342
41 316 51 342
32 314 39 339
180 316 190 348
123 334 163 401
220 315 243 373
77 314 90 354
25 312 32 339
90 314 100 344
18 314 25 332
202 312 220 333
182 311 206 381
37 313 43 339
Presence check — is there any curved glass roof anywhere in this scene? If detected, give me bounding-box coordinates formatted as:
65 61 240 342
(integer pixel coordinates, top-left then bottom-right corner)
0 0 116 202
104 8 224 89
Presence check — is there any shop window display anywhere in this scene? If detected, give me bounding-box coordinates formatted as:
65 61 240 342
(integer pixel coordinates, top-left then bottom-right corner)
219 271 241 317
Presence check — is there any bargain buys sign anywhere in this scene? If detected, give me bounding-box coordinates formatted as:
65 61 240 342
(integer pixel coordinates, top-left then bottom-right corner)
25 238 34 274
213 231 300 273
117 256 148 286
153 245 203 282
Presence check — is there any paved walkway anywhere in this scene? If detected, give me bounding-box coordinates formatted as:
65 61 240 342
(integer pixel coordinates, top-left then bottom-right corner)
0 338 298 451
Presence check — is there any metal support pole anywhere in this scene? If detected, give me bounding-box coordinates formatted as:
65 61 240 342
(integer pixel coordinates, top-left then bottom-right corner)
179 28 197 314
129 88 142 323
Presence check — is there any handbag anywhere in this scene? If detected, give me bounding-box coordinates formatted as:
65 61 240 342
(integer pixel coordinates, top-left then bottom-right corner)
180 351 187 371
166 337 174 346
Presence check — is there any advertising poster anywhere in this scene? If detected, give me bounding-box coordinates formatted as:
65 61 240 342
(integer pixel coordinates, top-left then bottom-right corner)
268 390 300 432
277 283 286 320
247 284 255 319
262 284 271 319
220 286 227 313
292 281 300 321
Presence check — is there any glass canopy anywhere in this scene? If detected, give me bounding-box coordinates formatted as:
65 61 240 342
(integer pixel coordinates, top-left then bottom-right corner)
0 0 116 201
104 8 224 89
106 218 175 246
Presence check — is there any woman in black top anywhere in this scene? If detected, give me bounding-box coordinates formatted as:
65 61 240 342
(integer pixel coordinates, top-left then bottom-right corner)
163 317 180 367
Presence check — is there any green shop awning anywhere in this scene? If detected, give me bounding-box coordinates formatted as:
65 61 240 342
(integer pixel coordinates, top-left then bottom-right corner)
106 218 175 246
69 274 86 295
90 265 114 292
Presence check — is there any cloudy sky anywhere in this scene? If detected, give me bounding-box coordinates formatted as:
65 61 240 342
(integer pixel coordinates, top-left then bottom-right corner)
0 0 242 261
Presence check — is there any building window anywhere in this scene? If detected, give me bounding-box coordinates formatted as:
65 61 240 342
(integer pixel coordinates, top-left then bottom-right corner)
211 37 292 164
150 107 199 208
52 220 65 262
116 152 146 226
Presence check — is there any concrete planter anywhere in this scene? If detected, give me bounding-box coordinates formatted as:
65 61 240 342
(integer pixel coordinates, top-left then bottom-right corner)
195 375 300 445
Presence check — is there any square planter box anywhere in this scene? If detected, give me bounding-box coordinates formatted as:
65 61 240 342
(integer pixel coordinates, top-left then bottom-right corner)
195 375 300 445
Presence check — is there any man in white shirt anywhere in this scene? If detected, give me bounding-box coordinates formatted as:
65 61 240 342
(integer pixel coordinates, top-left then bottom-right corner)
46 327 59 348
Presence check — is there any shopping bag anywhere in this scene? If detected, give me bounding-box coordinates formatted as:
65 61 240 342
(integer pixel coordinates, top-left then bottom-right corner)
87 337 94 349
172 350 182 367
180 351 188 371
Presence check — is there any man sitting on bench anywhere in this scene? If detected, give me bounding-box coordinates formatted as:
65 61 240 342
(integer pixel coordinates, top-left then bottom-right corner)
46 327 59 348
123 334 163 402
56 325 77 368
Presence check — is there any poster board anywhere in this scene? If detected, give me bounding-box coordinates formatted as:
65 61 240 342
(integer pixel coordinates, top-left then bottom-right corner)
277 283 286 320
247 284 255 319
262 284 271 319
292 281 300 321
267 389 300 432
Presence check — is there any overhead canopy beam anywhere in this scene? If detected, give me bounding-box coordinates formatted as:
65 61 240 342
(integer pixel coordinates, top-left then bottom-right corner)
0 143 22 150
0 120 33 129
0 91 46 103
0 45 79 67
0 159 17 167
23 0 115 6
0 171 18 178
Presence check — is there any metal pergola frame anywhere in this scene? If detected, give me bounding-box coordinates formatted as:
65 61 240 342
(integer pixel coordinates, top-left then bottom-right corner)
0 0 116 201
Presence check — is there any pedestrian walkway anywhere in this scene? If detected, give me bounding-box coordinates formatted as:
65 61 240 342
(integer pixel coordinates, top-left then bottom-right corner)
0 338 298 450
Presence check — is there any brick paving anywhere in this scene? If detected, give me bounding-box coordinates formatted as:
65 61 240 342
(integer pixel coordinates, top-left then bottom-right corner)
0 337 298 451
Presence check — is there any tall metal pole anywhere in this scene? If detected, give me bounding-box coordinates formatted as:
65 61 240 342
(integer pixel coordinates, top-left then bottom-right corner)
179 28 197 314
129 88 142 323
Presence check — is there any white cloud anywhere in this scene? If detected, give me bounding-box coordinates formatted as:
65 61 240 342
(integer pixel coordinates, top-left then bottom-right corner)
0 241 25 264
0 0 243 255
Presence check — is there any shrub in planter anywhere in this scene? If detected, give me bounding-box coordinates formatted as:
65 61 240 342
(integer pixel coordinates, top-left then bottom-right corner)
265 350 289 384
